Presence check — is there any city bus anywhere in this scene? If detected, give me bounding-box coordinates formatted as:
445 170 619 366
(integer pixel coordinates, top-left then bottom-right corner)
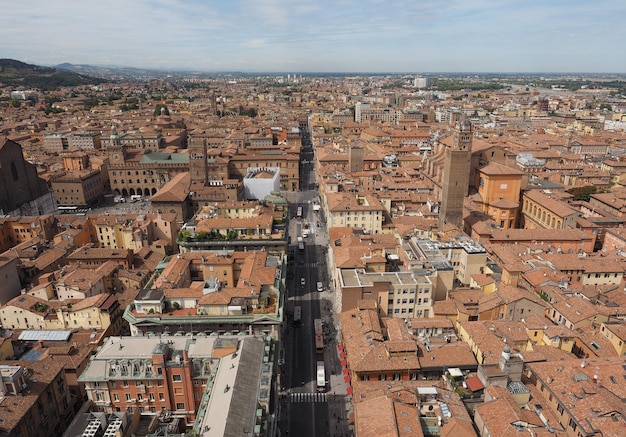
314 318 324 354
316 361 326 392
298 240 305 252
315 334 324 354
57 206 78 214
293 305 302 327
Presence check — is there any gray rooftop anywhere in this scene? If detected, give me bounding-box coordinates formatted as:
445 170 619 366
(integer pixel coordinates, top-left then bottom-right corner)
196 337 266 437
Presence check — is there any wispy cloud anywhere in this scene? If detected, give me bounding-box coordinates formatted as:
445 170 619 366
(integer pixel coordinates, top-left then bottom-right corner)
0 0 624 72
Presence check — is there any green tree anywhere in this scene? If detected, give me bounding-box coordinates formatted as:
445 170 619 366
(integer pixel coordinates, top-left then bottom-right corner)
567 185 596 201
153 104 169 117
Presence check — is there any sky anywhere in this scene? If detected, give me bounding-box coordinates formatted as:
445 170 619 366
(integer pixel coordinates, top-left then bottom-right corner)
1 0 625 73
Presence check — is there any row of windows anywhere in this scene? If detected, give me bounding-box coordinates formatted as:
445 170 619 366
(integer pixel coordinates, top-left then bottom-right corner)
113 179 156 185
389 288 428 295
360 373 420 381
339 211 380 216
115 405 183 414
523 200 563 228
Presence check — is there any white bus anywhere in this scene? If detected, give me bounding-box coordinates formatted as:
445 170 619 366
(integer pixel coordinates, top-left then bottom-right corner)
316 361 326 392
57 206 78 213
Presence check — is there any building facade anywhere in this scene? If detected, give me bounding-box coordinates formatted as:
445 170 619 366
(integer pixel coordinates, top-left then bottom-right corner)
0 138 56 216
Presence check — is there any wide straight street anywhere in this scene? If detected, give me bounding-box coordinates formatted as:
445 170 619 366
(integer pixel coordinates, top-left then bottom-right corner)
278 133 353 436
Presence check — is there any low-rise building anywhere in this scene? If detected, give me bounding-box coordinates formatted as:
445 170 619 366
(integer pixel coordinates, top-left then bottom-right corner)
0 360 76 437
338 269 434 318
325 192 385 234
599 322 626 356
124 251 285 338
50 169 103 206
66 246 134 270
340 302 477 385
526 357 626 437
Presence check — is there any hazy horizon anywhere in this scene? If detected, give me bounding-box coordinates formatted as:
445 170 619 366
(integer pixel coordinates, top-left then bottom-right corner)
2 1 625 74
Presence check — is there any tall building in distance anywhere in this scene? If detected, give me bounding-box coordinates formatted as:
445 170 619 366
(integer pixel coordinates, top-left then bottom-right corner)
414 76 429 88
439 119 473 229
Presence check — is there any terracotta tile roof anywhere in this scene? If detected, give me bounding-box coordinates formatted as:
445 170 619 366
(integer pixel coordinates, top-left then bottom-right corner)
150 172 190 202
476 388 548 437
479 161 525 176
69 293 112 311
432 299 457 316
495 284 547 307
523 190 579 218
471 274 496 287
354 395 402 437
0 360 66 435
551 295 600 324
528 357 626 436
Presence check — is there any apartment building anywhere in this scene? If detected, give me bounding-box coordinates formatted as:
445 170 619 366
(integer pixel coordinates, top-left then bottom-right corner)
54 266 107 300
325 192 385 234
0 214 57 253
92 212 178 254
526 358 626 437
66 246 133 270
124 251 285 338
78 334 273 432
338 269 434 318
599 322 626 356
0 361 76 437
177 203 286 253
0 292 123 333
67 130 102 150
339 303 477 384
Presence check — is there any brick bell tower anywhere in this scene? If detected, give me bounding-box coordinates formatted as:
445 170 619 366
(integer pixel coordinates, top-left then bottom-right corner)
439 118 472 229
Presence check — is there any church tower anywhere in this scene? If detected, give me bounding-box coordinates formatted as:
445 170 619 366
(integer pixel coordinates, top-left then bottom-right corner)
188 137 208 184
108 125 126 165
439 119 472 229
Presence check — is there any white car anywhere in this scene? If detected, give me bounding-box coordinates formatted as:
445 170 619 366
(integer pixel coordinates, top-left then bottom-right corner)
301 278 306 286
317 281 323 292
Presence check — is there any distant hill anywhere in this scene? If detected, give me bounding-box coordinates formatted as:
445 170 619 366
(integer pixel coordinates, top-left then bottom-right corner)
0 59 106 90
55 62 172 81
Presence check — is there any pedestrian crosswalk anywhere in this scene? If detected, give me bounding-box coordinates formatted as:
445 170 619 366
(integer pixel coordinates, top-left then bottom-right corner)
302 262 318 268
289 392 328 403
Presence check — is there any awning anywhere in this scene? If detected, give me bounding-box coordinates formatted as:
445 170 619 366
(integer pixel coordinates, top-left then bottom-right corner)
448 367 463 377
338 344 344 351
340 359 347 367
346 386 353 395
339 351 346 359
343 368 349 375
344 374 351 383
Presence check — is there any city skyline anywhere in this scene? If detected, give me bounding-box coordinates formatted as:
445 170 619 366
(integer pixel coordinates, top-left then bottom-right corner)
1 0 626 74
